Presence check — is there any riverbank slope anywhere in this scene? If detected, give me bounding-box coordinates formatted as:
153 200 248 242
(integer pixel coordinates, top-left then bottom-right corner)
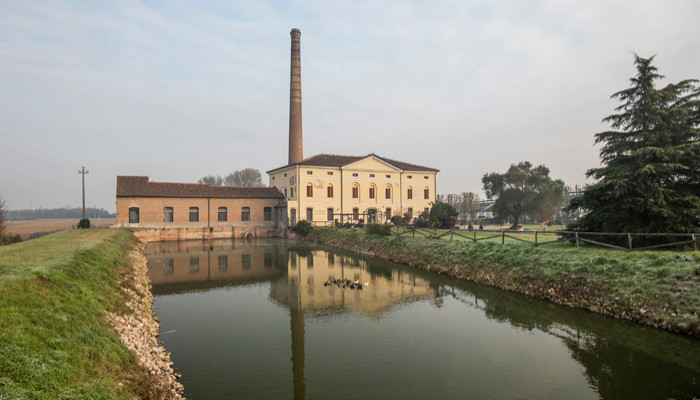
0 229 182 399
305 228 700 338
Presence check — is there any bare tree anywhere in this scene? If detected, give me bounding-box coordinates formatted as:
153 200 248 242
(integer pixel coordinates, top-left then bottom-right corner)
224 168 264 187
0 196 7 242
198 175 223 185
461 192 480 219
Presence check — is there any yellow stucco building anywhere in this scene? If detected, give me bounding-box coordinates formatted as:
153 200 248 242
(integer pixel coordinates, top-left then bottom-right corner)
267 153 438 225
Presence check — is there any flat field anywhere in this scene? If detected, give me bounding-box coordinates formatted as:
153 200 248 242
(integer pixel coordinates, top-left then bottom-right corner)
6 218 116 239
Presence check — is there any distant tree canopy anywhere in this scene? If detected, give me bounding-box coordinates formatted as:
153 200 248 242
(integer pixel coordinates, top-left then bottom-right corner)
567 55 700 233
482 161 566 229
439 192 481 219
198 168 265 187
6 207 114 220
0 196 7 238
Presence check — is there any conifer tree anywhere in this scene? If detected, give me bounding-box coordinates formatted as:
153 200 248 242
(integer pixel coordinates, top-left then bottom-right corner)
568 55 700 233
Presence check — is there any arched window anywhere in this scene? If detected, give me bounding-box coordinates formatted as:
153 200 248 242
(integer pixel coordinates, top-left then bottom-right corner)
424 187 430 199
163 207 173 222
218 207 227 222
128 207 139 223
352 208 359 221
407 187 413 200
241 207 250 221
385 185 391 199
327 184 333 198
352 184 360 199
306 184 313 197
189 207 199 222
369 185 376 199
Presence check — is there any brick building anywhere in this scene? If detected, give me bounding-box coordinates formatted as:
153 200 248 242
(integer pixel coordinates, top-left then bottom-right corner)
116 176 286 235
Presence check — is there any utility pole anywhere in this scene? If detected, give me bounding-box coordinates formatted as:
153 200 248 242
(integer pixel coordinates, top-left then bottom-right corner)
78 166 89 219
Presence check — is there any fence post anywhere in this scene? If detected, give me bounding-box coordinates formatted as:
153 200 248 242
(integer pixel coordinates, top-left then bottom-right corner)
412 228 415 238
450 229 454 241
627 233 632 251
501 230 505 244
575 232 579 248
473 229 476 242
693 234 697 252
535 231 538 246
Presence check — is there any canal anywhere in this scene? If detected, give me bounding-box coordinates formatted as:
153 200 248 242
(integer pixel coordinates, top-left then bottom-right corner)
144 239 700 400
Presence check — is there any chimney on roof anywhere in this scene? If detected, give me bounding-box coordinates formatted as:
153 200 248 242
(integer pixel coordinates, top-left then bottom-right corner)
288 28 303 165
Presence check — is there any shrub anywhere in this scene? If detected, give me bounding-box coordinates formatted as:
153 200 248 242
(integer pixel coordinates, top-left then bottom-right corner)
293 220 313 236
78 219 90 229
365 223 392 236
390 215 404 226
1 233 22 245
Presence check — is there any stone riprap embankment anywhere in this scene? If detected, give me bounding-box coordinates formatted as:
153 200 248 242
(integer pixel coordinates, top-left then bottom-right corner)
106 249 185 399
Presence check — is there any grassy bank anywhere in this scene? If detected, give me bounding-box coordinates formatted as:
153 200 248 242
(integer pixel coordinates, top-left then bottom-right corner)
0 229 161 399
305 228 700 337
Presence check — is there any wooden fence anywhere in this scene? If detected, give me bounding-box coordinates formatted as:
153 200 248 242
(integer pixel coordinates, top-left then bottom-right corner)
393 227 699 251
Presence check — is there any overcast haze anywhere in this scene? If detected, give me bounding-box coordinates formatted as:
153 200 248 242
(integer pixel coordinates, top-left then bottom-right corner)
1 1 699 213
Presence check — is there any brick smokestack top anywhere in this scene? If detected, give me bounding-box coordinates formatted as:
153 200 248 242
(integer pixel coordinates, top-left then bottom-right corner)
288 28 303 165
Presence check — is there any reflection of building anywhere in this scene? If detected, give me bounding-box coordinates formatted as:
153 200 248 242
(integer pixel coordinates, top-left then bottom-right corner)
116 176 287 237
267 29 438 226
270 249 434 316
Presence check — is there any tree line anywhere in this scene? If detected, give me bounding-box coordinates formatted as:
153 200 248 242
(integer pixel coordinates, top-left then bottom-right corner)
6 207 115 220
198 168 265 187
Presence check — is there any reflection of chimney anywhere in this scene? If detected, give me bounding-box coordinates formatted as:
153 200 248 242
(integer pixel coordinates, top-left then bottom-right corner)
289 28 303 165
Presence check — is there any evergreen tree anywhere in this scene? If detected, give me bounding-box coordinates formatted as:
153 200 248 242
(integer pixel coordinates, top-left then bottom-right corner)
568 55 700 233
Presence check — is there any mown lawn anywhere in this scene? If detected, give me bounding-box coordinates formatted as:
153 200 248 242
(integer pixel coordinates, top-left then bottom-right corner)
0 229 154 399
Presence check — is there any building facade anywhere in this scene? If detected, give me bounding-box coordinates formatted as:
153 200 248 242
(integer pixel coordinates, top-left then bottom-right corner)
267 153 438 225
116 176 286 235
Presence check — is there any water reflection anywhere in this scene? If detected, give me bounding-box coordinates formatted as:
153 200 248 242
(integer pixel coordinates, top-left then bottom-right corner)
145 240 700 400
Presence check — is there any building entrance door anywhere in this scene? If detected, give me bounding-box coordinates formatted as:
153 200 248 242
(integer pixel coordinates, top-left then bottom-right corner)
368 208 376 223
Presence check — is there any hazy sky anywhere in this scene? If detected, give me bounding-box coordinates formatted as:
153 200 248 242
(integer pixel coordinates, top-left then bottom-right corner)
1 1 699 212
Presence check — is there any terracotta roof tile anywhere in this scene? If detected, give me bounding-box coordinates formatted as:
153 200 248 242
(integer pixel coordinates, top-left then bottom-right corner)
267 153 439 173
116 176 284 199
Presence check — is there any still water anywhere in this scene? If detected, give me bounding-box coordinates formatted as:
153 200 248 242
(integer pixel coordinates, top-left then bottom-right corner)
145 239 700 400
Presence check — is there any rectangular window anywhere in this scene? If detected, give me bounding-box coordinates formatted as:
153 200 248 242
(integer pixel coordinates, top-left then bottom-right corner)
424 176 429 179
189 207 199 222
284 173 287 177
327 171 333 176
352 186 358 198
164 258 174 275
407 188 413 199
386 175 391 178
306 171 313 175
272 176 275 180
407 175 412 179
306 185 313 197
218 207 227 222
241 207 250 221
424 207 430 216
190 256 199 273
385 188 391 199
264 207 272 221
369 174 375 178
242 254 251 269
306 208 313 221
128 207 139 223
290 188 294 197
264 253 272 267
327 186 333 197
284 188 288 197
218 255 228 271
386 208 392 220
353 208 359 220
307 255 314 267
327 208 334 221
424 188 429 199
352 173 358 177
163 207 173 222
369 187 375 199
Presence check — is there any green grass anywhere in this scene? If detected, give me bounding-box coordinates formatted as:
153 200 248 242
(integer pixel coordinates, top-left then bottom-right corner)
0 229 153 399
308 228 700 337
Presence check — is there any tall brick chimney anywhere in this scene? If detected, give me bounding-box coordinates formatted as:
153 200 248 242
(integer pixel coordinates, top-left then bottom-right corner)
288 28 303 165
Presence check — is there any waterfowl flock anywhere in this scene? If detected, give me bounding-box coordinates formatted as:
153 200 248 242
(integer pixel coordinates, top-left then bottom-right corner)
323 276 367 290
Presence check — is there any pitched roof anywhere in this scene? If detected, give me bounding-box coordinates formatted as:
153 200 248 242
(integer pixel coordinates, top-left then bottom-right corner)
116 176 284 199
267 153 439 173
